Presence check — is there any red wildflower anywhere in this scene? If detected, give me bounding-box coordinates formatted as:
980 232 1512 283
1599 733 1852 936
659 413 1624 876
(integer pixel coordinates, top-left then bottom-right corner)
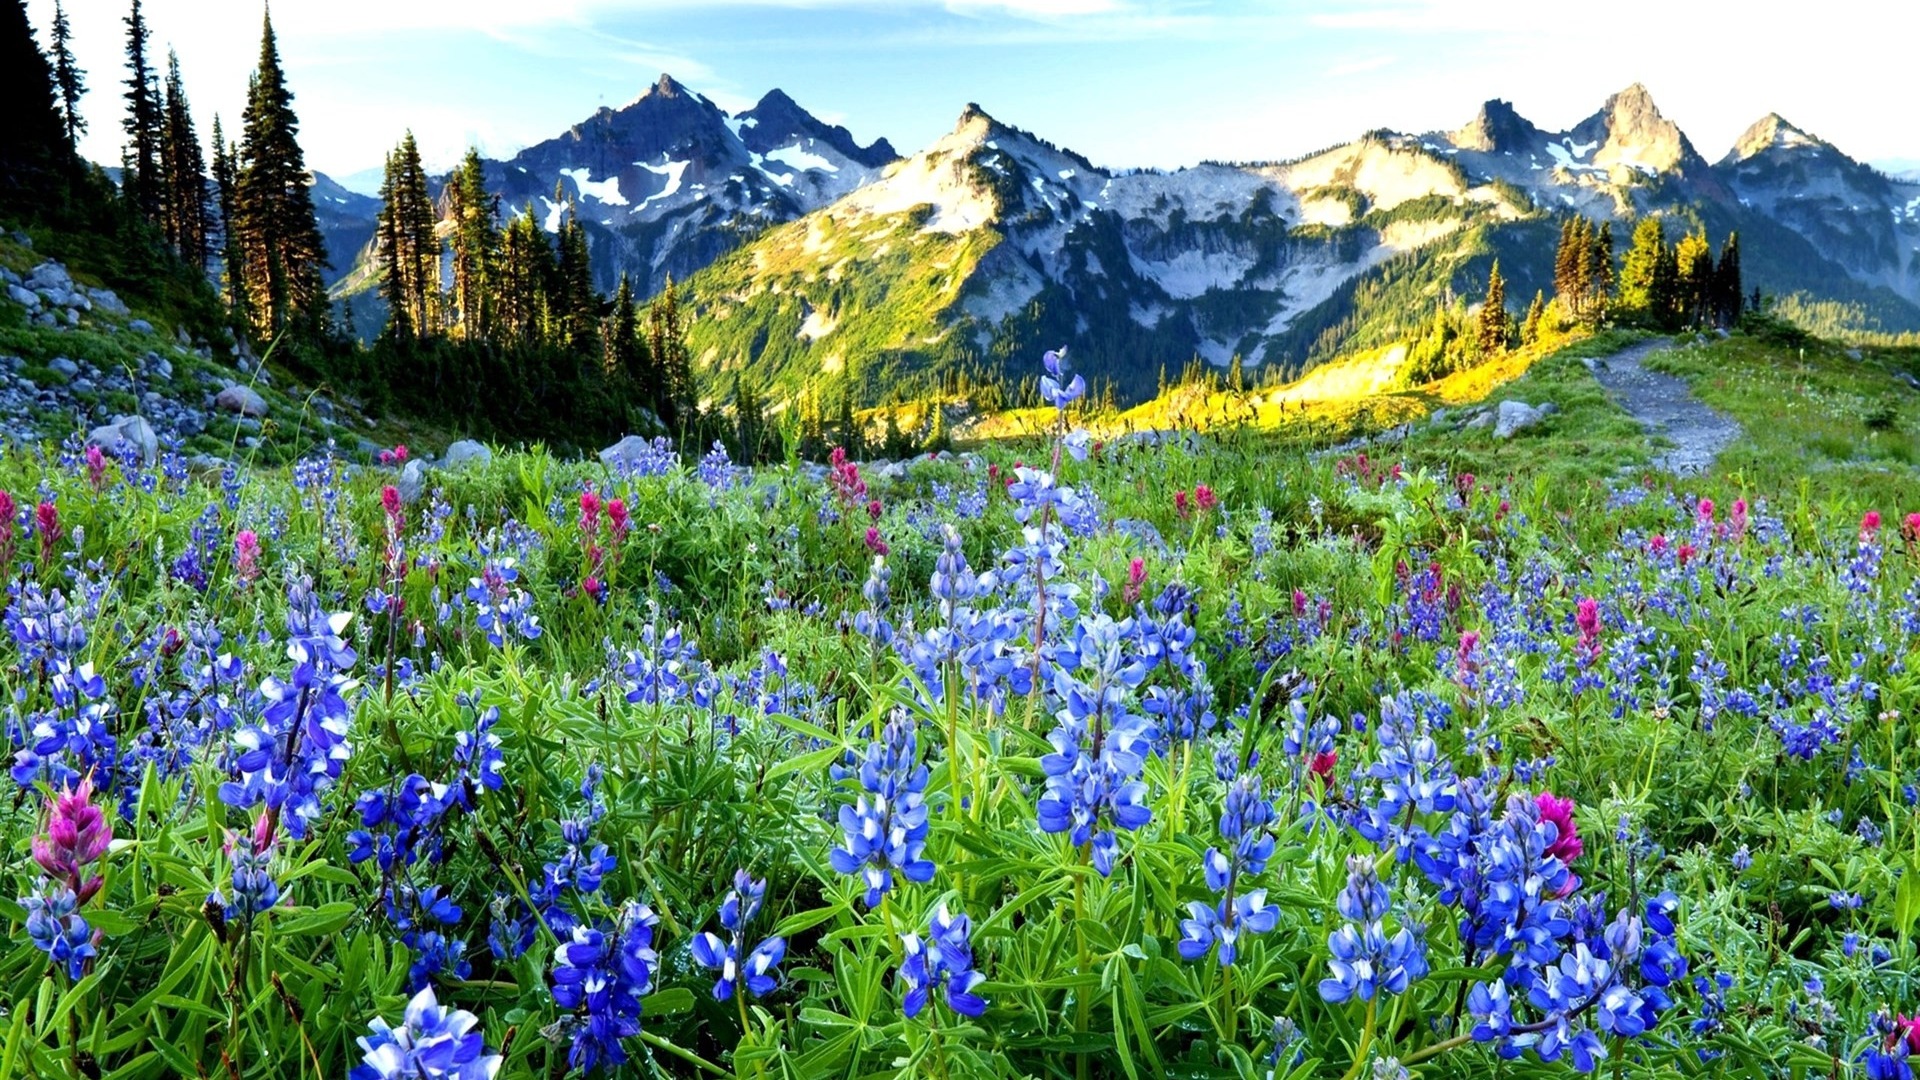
36 500 59 561
607 498 630 543
1730 498 1749 540
1292 589 1308 618
1308 750 1338 789
1861 509 1883 539
33 775 113 904
579 491 602 534
1677 542 1697 565
1696 497 1715 526
234 530 261 582
864 527 889 556
1174 490 1191 519
1194 484 1218 512
866 499 883 521
1456 630 1482 683
1575 597 1601 658
1123 557 1146 605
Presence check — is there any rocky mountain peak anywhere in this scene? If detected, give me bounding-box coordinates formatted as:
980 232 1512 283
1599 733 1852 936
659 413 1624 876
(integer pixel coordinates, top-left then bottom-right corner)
1449 98 1542 153
1570 82 1700 177
1726 112 1827 162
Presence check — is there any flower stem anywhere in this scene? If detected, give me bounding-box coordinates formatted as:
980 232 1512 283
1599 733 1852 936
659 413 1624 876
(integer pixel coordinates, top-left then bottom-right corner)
1336 998 1378 1080
1073 847 1091 1080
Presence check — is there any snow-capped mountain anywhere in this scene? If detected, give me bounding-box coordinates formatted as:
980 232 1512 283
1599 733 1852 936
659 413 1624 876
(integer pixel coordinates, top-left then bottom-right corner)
322 75 895 297
683 84 1920 405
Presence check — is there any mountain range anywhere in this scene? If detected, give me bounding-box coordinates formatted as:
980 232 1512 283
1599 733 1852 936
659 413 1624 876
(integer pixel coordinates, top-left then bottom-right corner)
317 79 1920 405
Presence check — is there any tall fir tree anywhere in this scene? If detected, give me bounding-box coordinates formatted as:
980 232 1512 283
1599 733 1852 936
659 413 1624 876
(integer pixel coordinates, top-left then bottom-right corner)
603 273 644 383
646 276 694 431
210 115 247 323
0 0 68 217
445 148 497 341
159 50 210 268
1476 260 1510 356
495 206 551 344
1522 289 1547 345
375 132 439 338
1674 231 1714 329
49 0 85 151
121 0 165 224
553 203 598 352
1586 220 1614 322
234 8 328 341
1616 217 1668 326
1712 232 1743 328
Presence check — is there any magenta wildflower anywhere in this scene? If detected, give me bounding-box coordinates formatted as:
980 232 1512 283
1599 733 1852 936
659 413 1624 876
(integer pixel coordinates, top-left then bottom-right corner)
1533 790 1583 866
1574 597 1601 660
84 445 107 489
36 500 59 562
33 775 113 905
235 530 261 583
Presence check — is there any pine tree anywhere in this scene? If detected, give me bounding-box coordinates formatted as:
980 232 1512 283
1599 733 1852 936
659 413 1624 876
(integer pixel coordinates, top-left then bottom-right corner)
1712 232 1743 328
0 0 68 218
1648 240 1681 332
646 276 693 431
375 132 439 338
1674 231 1714 329
604 273 642 380
733 375 767 461
1476 260 1510 356
1522 289 1547 345
922 398 949 453
49 0 85 151
1616 217 1668 325
1586 220 1614 322
210 116 246 323
159 50 210 268
234 9 329 341
445 148 497 341
121 0 165 224
495 206 551 345
554 204 598 352
1552 218 1581 316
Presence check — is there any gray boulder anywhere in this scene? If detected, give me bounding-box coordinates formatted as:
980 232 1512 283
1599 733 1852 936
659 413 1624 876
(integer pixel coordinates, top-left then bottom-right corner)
396 458 430 503
6 283 37 310
1463 410 1494 431
49 357 79 379
600 434 665 471
1493 400 1553 439
88 289 129 316
214 384 268 417
147 354 173 381
86 414 159 464
442 439 492 469
26 263 71 292
128 319 154 335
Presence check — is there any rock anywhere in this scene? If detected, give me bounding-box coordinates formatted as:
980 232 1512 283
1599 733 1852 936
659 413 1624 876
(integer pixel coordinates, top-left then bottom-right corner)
186 454 230 472
71 377 94 393
1538 402 1561 417
600 434 668 471
396 458 429 503
49 357 79 379
88 289 128 316
25 262 72 292
1846 348 1864 361
1429 408 1451 427
148 354 173 381
128 319 154 335
235 357 251 374
1463 411 1494 431
64 308 80 327
214 384 268 417
442 439 492 469
1493 400 1552 439
6 283 37 310
86 414 159 464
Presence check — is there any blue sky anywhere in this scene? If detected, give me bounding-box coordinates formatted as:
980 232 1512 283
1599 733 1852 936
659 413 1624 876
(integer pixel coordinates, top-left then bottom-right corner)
30 0 1918 184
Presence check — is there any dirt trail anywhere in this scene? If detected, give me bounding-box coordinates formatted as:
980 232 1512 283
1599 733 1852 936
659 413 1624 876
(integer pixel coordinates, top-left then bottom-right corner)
1585 337 1741 474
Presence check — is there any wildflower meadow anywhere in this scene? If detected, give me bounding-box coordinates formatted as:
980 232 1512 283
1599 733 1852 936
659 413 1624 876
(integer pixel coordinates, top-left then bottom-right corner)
3 348 1918 1079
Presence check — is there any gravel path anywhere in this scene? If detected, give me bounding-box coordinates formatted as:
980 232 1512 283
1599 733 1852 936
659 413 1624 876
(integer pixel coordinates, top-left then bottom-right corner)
1585 338 1741 475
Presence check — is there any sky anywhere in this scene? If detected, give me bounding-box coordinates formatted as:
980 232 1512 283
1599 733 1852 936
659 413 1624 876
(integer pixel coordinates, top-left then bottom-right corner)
29 0 1920 188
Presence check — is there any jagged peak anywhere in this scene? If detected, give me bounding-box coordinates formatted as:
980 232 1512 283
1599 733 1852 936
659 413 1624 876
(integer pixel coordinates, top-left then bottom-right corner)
653 72 685 98
1450 97 1541 153
1727 112 1828 161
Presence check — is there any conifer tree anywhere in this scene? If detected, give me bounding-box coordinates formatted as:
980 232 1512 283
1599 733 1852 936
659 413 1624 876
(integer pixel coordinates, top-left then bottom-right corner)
445 149 497 341
210 115 246 323
1616 217 1668 325
1552 218 1581 315
121 0 165 224
1476 260 1510 356
234 8 329 340
554 205 598 352
0 0 68 217
1712 232 1743 328
1674 231 1714 329
49 0 85 151
647 276 693 430
495 206 551 345
1586 220 1614 321
604 273 642 381
1522 289 1547 345
160 50 210 268
375 132 439 338
733 375 767 461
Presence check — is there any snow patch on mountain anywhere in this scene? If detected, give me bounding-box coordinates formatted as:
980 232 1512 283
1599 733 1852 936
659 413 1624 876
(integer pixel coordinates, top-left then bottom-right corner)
635 158 689 207
561 168 628 206
766 142 840 174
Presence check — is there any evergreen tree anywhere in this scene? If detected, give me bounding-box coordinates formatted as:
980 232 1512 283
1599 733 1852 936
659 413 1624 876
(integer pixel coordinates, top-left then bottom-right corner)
1586 220 1614 322
833 388 858 456
1674 231 1714 328
0 0 68 217
646 276 693 430
1552 218 1582 317
159 50 210 268
210 115 246 324
445 148 497 341
604 272 646 386
234 9 329 341
1476 260 1510 356
553 204 598 352
49 0 85 151
1712 232 1743 328
1522 289 1547 345
495 206 551 345
1616 217 1668 326
375 132 439 338
921 398 949 453
733 375 767 461
121 0 165 224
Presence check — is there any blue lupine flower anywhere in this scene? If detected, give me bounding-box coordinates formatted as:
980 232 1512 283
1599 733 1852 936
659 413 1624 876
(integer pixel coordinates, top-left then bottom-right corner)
349 986 501 1080
1039 348 1086 411
829 713 934 907
549 902 659 1072
1178 774 1279 966
1318 856 1428 1004
23 886 95 979
898 903 987 1018
691 869 787 1000
1037 614 1155 876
